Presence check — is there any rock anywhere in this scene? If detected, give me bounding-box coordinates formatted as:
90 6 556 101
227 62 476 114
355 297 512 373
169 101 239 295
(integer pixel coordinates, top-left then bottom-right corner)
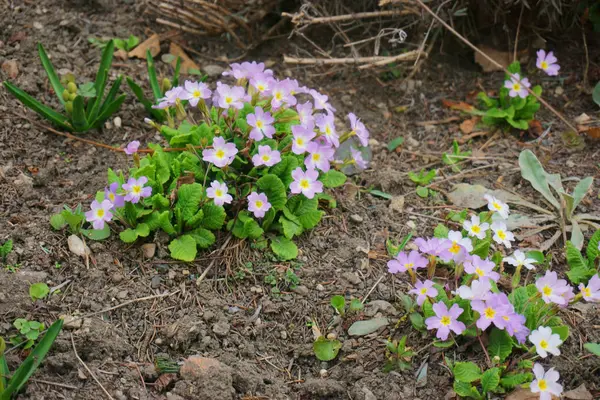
1 60 18 79
341 94 352 107
13 172 33 189
203 64 225 77
316 284 325 291
343 272 361 285
554 86 564 96
33 21 43 30
61 315 83 329
389 195 405 212
301 379 345 397
141 243 156 258
406 136 419 148
117 290 128 299
407 220 416 229
203 311 215 322
280 330 287 340
365 300 398 317
113 116 122 128
362 386 377 400
566 160 575 168
292 285 309 296
349 214 363 223
151 275 161 289
56 44 68 53
212 321 230 337
111 273 124 283
67 235 91 257
177 356 234 400
319 369 328 378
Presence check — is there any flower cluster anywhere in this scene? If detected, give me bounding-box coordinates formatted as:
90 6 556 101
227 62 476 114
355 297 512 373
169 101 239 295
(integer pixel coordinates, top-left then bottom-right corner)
387 191 600 399
504 49 560 99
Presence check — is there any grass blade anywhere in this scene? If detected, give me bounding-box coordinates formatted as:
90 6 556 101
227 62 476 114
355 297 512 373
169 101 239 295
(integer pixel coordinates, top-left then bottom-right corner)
1 358 34 400
100 75 123 114
0 337 8 392
91 94 125 128
8 319 63 395
147 49 162 100
88 40 115 122
172 56 182 87
3 81 72 131
71 95 88 131
126 77 165 121
37 43 66 106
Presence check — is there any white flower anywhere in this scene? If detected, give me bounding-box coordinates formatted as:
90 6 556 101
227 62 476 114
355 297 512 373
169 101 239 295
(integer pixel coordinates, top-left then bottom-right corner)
484 194 509 219
463 215 489 240
491 221 514 248
448 230 474 252
530 363 563 400
455 278 492 301
529 326 562 358
503 250 537 270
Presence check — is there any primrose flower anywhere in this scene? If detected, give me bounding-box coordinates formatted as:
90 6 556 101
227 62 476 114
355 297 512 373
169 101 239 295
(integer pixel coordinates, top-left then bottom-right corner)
85 200 114 230
252 145 281 167
347 112 369 146
504 73 531 99
296 101 315 128
270 79 297 109
472 293 512 330
350 147 368 170
290 168 323 199
530 363 563 400
503 312 529 344
425 302 466 341
309 89 336 113
491 221 515 248
247 107 276 140
443 230 473 262
409 280 438 306
456 278 492 301
153 86 184 109
503 250 537 270
536 270 573 306
305 142 334 172
104 182 125 208
122 176 152 204
215 83 247 110
124 140 140 155
206 181 232 206
247 191 271 218
464 255 500 282
463 215 489 240
484 194 509 219
387 250 428 274
414 237 452 259
579 274 600 302
316 112 339 147
249 73 272 95
202 136 238 168
223 61 272 81
536 50 560 76
529 326 563 358
291 125 316 155
181 80 211 106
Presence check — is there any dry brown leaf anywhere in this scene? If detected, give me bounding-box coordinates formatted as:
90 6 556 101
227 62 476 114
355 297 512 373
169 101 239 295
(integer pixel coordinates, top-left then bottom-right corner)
528 120 543 136
169 42 199 74
460 117 480 134
154 373 177 392
114 49 128 61
505 388 558 400
584 127 600 139
442 99 475 112
1 60 19 79
128 34 160 59
563 384 593 400
475 46 529 72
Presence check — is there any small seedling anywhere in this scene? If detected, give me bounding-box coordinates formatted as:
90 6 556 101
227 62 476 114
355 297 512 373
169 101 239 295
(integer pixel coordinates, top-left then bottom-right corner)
0 239 12 263
89 35 140 52
10 319 45 350
442 140 471 172
408 169 436 186
384 336 414 372
50 204 109 240
29 283 49 302
330 295 364 317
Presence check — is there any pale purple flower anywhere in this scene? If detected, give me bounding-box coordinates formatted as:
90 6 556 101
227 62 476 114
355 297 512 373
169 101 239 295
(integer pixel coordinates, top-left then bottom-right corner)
409 280 438 306
536 270 573 306
504 250 537 270
247 106 276 140
153 86 184 109
388 250 428 274
529 326 563 358
536 50 560 76
579 274 600 302
531 363 563 400
290 168 323 199
252 145 281 167
503 311 529 344
456 278 492 301
296 101 315 128
309 89 336 113
291 125 316 155
472 293 512 330
247 192 271 218
216 83 246 110
223 61 272 81
414 237 452 259
122 176 152 204
463 215 489 240
464 255 500 282
350 147 368 170
104 182 125 208
425 302 466 341
206 181 232 206
304 142 334 172
85 199 114 230
504 73 531 99
560 285 575 306
347 113 369 146
181 80 212 107
444 230 473 262
249 73 273 96
270 79 297 109
491 221 515 248
202 136 238 168
316 112 339 147
124 140 140 155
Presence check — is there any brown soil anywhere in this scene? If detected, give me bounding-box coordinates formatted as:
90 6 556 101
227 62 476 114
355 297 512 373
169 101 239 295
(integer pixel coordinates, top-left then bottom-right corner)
1 1 599 400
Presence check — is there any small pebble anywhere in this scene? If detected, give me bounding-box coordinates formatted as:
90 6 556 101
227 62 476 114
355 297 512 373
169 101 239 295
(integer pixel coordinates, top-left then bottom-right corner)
319 369 328 378
349 214 363 223
280 331 288 340
151 275 161 289
316 284 325 291
113 116 122 128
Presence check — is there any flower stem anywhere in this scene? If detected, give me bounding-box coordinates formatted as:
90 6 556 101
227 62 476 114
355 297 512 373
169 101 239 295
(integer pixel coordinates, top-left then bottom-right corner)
477 329 492 367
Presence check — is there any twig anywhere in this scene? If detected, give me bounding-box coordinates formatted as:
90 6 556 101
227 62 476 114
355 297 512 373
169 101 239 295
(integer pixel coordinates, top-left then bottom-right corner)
196 235 232 286
71 334 115 400
358 50 427 70
283 51 423 66
362 275 385 304
513 4 524 63
30 378 78 390
582 27 589 88
282 9 417 26
411 0 579 133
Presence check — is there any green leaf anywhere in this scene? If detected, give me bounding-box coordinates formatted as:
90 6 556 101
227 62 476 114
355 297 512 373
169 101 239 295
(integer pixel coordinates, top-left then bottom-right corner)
571 177 593 217
584 342 600 356
484 108 507 118
80 225 111 240
189 228 215 249
126 34 140 50
416 186 429 198
587 230 600 263
320 170 346 188
481 368 501 394
313 337 341 361
119 223 150 243
409 312 425 330
499 373 532 389
349 299 364 312
507 61 521 74
488 328 513 362
471 238 491 259
347 318 389 336
77 82 97 98
433 223 449 238
50 214 67 230
168 235 197 261
526 250 545 264
173 56 182 87
99 75 124 116
126 77 164 120
91 94 125 128
518 150 560 210
176 183 203 220
565 240 593 284
202 203 226 230
453 361 481 383
88 39 115 122
433 340 454 348
71 95 88 131
29 283 49 301
147 49 162 100
593 82 600 107
257 174 287 210
551 325 569 341
330 295 345 314
270 236 298 260
298 210 323 230
369 189 393 199
270 156 298 187
37 43 66 106
280 215 303 239
453 381 482 400
387 137 404 151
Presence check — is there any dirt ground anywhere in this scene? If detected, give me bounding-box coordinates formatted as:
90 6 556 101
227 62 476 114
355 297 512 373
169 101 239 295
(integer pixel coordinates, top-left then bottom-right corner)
1 1 599 399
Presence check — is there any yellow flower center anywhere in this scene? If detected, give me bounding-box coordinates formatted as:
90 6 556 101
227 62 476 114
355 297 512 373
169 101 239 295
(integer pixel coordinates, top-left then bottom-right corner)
255 200 263 209
262 155 270 162
420 288 428 295
96 209 105 218
275 92 282 100
440 316 451 326
540 340 548 349
582 287 591 297
256 120 264 128
215 149 225 159
296 138 304 146
449 243 461 254
193 90 201 98
502 315 510 321
484 307 495 319
475 267 485 277
225 96 233 104
109 193 115 202
300 179 310 189
257 84 265 92
215 189 223 197
538 379 547 391
497 230 506 240
541 61 548 70
493 201 502 210
512 83 521 91
405 262 414 269
312 153 321 161
542 286 552 296
132 185 141 194
472 225 481 233
325 126 332 135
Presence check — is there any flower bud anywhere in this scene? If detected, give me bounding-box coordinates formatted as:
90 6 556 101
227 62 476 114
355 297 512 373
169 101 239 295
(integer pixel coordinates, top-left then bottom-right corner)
69 93 78 101
161 78 172 94
67 82 77 94
62 89 70 101
65 101 73 113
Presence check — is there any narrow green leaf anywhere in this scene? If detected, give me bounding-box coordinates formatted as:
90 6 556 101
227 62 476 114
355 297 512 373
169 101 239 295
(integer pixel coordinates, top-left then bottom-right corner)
37 43 66 106
147 49 162 100
593 82 600 107
369 189 392 199
88 39 115 122
173 56 182 87
126 77 164 120
571 177 593 217
90 94 125 128
99 75 123 115
387 137 404 151
71 95 88 131
584 342 600 356
0 337 8 392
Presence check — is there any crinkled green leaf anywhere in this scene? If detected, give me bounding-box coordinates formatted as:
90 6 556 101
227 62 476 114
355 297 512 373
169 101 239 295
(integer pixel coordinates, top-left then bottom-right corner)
257 174 287 210
168 235 197 261
176 183 203 220
201 203 226 230
189 228 215 249
319 170 347 188
270 236 298 260
488 328 513 362
481 368 501 394
452 361 481 383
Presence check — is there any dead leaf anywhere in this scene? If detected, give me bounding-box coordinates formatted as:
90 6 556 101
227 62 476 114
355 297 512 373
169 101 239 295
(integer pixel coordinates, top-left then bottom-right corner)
8 31 27 44
505 388 559 400
114 49 128 61
574 113 591 124
169 42 199 74
441 99 475 113
528 120 543 137
460 117 480 134
563 384 593 400
584 127 600 139
475 46 529 73
154 373 177 392
128 34 160 59
1 60 19 79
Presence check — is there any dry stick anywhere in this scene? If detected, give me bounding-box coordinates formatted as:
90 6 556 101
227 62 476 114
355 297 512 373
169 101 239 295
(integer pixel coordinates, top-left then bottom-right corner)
358 50 426 69
282 9 417 26
30 378 79 390
71 334 115 400
513 4 525 62
283 50 422 66
196 235 233 286
582 27 590 88
362 275 386 304
411 0 579 134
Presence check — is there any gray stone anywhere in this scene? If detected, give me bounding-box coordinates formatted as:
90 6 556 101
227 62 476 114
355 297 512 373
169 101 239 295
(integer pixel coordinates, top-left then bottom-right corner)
292 285 309 296
203 64 225 77
151 275 161 289
349 214 363 223
343 272 361 285
212 321 230 337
